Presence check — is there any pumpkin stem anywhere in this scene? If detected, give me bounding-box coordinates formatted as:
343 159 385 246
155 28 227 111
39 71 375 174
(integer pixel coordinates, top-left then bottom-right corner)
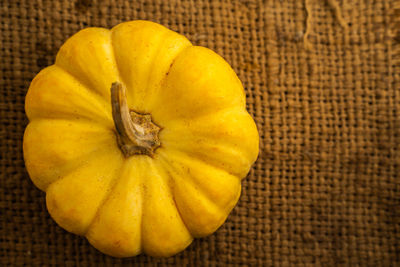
111 82 161 157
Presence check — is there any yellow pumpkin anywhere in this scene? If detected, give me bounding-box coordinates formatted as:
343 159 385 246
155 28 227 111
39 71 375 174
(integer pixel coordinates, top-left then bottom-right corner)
23 20 259 257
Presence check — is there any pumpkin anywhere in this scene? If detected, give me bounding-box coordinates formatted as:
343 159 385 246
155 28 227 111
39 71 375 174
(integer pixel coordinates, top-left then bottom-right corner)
23 20 259 257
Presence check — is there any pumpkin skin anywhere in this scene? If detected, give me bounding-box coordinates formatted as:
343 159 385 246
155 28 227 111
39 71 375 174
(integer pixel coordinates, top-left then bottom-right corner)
23 20 259 257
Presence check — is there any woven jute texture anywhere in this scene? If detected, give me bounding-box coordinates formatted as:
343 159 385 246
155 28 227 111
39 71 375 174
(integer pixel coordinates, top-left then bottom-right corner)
1 0 400 265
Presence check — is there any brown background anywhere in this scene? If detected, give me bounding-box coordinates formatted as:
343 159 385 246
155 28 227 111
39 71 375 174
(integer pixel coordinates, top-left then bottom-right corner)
1 0 399 266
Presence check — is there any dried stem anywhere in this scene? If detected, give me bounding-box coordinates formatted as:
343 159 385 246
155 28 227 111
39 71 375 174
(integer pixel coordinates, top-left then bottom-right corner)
111 82 161 157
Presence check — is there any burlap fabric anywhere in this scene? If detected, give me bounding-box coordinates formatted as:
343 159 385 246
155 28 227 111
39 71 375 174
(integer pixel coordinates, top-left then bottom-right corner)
1 0 399 265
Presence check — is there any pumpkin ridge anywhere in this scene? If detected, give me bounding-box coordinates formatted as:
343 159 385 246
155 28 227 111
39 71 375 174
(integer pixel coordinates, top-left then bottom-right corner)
142 30 171 103
26 65 113 125
53 65 111 108
139 159 146 255
153 157 192 238
85 157 144 256
152 41 193 100
158 152 230 237
48 147 114 188
159 107 247 135
45 147 124 235
150 46 247 123
109 22 166 111
82 156 127 236
24 118 117 191
138 160 145 256
109 27 129 105
156 155 222 237
29 110 113 128
143 32 192 114
54 52 114 103
163 146 245 178
158 149 240 206
55 28 121 100
159 107 257 178
139 157 193 256
156 156 192 235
